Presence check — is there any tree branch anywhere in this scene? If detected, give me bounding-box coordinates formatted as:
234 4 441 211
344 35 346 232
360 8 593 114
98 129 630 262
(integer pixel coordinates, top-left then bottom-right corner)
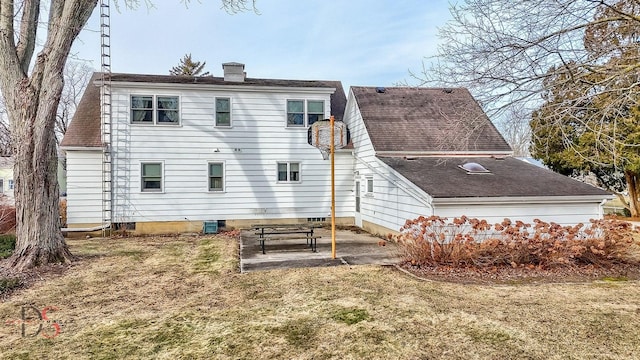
16 0 40 74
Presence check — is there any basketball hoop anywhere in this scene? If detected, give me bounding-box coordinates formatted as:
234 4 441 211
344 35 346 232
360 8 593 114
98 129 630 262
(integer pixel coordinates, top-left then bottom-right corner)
308 118 348 159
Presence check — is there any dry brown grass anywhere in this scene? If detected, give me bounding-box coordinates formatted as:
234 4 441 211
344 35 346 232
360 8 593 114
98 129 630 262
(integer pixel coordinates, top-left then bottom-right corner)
1 235 640 359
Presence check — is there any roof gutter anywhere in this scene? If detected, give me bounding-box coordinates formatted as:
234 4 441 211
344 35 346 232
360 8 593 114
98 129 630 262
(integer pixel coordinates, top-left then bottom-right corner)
60 146 102 151
95 80 336 94
376 151 513 157
432 194 614 205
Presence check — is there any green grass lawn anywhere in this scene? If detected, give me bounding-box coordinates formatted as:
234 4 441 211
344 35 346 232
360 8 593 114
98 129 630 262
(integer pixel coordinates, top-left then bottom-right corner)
1 235 640 359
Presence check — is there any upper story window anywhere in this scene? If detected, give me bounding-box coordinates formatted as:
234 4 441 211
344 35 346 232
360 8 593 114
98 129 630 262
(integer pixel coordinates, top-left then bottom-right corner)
131 95 180 125
277 162 300 182
366 176 374 193
286 100 325 127
0 179 3 193
307 101 324 126
215 97 231 127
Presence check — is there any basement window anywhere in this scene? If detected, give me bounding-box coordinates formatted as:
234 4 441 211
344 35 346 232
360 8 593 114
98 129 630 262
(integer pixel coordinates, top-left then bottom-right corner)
459 162 491 174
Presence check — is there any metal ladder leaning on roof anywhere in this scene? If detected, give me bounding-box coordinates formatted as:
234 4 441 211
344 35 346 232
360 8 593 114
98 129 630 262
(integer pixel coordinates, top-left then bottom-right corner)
100 0 112 237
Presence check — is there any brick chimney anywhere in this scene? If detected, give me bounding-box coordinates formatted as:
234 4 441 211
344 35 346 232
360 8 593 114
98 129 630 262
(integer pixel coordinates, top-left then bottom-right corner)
222 62 246 82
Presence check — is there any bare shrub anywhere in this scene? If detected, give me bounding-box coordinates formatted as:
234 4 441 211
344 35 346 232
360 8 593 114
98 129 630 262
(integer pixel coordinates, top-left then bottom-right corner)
59 198 67 227
0 204 16 233
396 216 638 268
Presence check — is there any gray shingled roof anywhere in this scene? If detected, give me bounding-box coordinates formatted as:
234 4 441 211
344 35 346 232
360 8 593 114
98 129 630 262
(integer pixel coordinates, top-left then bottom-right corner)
352 87 513 153
61 73 346 148
379 156 610 198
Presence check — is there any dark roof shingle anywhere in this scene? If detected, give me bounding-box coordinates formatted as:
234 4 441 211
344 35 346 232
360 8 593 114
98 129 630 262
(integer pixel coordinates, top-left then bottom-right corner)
352 87 512 153
379 156 610 198
61 72 346 148
60 73 102 148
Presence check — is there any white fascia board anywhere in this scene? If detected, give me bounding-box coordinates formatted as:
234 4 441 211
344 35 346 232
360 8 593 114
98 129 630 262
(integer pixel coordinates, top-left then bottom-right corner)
60 146 102 151
432 194 615 205
376 151 513 157
101 80 336 95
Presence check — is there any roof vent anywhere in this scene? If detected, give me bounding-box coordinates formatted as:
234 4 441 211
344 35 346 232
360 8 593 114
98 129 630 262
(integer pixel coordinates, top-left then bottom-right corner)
443 88 453 94
222 62 246 82
376 87 386 93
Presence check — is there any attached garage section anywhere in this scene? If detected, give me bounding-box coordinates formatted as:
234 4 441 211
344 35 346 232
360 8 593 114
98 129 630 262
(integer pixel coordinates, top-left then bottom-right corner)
433 197 606 226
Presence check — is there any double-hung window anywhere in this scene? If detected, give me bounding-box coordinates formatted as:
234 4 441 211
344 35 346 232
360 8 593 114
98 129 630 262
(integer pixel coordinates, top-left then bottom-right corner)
287 100 305 127
286 100 325 127
8 179 13 190
366 176 374 195
215 98 231 127
208 162 224 192
0 179 3 193
277 162 300 182
131 96 153 123
141 162 163 192
131 95 180 125
307 101 324 126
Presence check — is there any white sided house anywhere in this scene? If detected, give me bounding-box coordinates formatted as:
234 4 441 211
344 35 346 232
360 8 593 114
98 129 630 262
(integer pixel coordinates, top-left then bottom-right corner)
61 63 352 234
342 86 612 235
61 64 612 235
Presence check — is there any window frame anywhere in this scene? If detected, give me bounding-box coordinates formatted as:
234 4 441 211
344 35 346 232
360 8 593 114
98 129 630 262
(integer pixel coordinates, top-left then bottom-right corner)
140 162 164 193
286 99 305 127
0 179 3 193
7 179 13 190
276 161 301 183
215 97 232 127
366 176 374 195
285 99 325 128
307 100 324 127
130 95 154 124
130 95 181 126
207 161 225 192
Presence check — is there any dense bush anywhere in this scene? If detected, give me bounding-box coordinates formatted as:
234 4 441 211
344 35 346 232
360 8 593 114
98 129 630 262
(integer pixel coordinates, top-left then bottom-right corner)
0 233 16 258
396 216 639 268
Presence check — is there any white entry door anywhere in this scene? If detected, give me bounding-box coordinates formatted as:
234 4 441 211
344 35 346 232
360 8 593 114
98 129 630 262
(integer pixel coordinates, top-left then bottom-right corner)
355 180 362 227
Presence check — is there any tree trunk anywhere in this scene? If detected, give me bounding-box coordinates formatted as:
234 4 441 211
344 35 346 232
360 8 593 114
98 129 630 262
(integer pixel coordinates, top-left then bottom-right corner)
6 77 72 271
0 1 98 271
624 170 640 218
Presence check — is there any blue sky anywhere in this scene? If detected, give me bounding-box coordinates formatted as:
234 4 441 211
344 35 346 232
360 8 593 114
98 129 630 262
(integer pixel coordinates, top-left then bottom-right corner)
72 0 453 90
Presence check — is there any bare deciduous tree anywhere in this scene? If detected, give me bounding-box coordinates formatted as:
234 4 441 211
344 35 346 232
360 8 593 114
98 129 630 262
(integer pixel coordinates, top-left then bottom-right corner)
0 96 10 156
417 0 640 211
0 0 255 271
56 61 94 144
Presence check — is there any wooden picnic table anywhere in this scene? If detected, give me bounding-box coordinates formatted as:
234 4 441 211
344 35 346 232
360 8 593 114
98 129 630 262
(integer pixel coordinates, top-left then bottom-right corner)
251 223 323 254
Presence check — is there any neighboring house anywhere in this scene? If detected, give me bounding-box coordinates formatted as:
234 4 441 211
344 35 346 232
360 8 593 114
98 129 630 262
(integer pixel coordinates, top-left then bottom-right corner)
342 87 611 235
61 64 611 235
61 63 351 233
0 156 15 203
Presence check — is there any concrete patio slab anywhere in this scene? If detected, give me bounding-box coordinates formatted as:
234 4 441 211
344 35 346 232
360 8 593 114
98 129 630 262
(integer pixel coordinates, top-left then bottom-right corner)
240 227 401 272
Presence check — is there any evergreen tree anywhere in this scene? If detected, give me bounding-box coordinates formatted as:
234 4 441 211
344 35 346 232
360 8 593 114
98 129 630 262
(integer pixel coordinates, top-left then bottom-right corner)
530 0 640 216
170 53 210 76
